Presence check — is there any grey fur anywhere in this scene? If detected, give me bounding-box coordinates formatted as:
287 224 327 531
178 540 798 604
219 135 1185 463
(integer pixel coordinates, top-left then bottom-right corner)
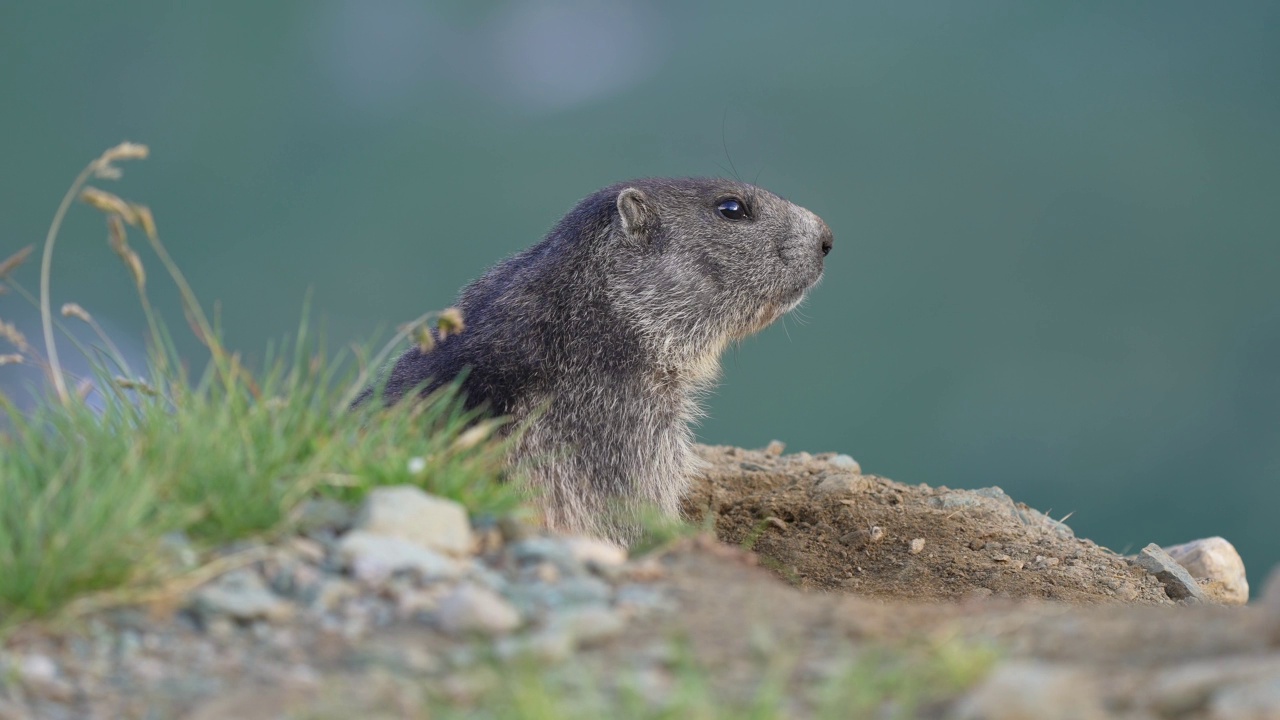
359 178 832 545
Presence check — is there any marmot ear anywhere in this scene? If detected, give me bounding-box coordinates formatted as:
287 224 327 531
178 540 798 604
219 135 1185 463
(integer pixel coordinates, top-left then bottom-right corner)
616 187 657 240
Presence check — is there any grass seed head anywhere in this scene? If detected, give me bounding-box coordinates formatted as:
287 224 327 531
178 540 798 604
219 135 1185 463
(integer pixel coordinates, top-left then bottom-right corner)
412 324 436 353
133 204 158 240
93 142 149 180
61 303 92 323
114 377 158 396
437 307 465 339
0 245 34 279
0 320 30 352
107 216 146 289
0 353 24 366
81 187 138 224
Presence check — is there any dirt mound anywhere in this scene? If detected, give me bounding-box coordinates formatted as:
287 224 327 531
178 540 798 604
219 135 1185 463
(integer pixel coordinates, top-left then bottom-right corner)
684 444 1173 605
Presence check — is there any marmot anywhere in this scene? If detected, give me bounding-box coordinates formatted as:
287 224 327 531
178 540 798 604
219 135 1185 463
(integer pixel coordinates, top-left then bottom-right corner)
361 178 832 544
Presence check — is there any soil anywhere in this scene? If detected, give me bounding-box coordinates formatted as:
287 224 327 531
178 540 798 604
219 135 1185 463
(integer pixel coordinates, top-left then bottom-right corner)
684 444 1172 605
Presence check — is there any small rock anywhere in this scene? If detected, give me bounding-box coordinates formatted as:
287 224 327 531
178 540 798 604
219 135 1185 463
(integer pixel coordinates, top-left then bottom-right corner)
815 472 867 495
764 440 786 457
307 577 358 614
193 569 294 623
1132 543 1209 603
562 536 628 568
841 525 886 549
496 629 575 664
294 497 355 534
1163 537 1249 605
1146 656 1280 716
510 537 579 571
1209 677 1280 720
15 654 75 703
521 562 561 584
739 462 768 472
956 661 1107 720
497 515 537 543
765 516 789 531
352 486 474 556
158 532 199 570
932 487 1016 514
337 531 463 584
285 536 326 564
616 584 674 614
0 698 32 720
909 538 926 555
547 605 626 647
435 585 521 636
829 454 860 472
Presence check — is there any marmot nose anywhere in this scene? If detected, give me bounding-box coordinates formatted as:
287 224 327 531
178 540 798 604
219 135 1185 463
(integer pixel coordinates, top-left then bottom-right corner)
819 224 833 257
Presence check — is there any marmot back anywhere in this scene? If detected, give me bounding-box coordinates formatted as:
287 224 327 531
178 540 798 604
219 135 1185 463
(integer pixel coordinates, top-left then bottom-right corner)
363 177 833 545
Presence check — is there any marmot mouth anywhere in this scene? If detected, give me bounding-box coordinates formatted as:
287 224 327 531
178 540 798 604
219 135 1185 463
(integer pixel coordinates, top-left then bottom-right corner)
737 289 808 339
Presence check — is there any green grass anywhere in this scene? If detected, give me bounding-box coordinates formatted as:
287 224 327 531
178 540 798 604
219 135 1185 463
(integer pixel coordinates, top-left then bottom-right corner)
0 144 524 621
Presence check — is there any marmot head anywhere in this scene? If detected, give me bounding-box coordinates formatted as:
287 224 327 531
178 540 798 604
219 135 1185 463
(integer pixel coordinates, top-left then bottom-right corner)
604 177 833 374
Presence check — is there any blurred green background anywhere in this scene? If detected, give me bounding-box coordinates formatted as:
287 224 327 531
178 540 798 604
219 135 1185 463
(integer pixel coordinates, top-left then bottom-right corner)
3 2 1277 588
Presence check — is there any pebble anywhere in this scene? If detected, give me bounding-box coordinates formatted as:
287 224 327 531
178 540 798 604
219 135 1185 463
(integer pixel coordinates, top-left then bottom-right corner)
495 630 574 664
1131 543 1209 604
829 454 860 472
193 569 294 623
307 577 358 614
1162 536 1249 605
158 532 199 570
546 605 626 647
909 538 926 555
956 661 1106 720
510 537 581 572
0 698 32 720
337 531 463 585
435 585 522 636
815 472 868 495
15 654 75 703
615 584 674 614
352 486 474 556
1145 656 1280 716
764 440 786 456
294 497 354 534
1208 677 1280 720
562 537 628 569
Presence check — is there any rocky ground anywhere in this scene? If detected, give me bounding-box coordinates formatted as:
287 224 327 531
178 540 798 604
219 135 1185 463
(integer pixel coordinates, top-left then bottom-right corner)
1 443 1276 719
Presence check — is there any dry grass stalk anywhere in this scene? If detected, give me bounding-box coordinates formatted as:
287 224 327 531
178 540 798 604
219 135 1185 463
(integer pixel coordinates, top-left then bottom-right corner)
40 142 151 405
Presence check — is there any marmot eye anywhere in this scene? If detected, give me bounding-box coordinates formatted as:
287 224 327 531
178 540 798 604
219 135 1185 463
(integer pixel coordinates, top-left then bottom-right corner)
716 198 748 221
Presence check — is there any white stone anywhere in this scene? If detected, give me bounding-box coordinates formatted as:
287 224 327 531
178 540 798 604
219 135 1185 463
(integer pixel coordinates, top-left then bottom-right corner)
352 485 474 556
436 584 521 636
1162 536 1249 605
337 531 463 584
829 454 861 472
